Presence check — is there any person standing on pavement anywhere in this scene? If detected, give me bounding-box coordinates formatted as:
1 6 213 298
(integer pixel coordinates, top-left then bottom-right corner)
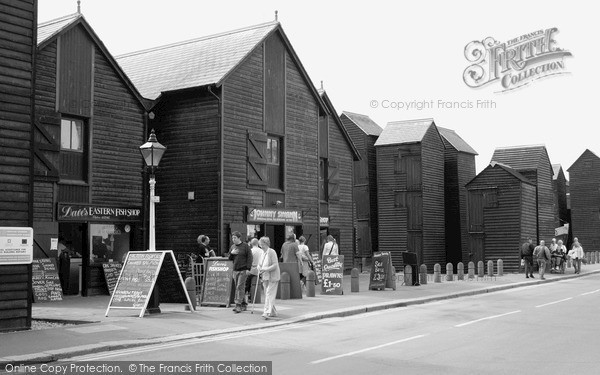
533 240 551 280
257 236 280 319
568 240 585 274
280 233 301 264
245 238 263 304
228 231 253 313
520 238 535 279
322 235 339 256
297 236 313 288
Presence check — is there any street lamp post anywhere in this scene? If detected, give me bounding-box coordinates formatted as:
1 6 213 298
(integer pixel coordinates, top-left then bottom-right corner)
139 129 166 252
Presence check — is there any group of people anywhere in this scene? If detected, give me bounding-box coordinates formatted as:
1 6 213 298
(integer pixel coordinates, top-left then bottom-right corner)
521 237 586 280
216 232 339 319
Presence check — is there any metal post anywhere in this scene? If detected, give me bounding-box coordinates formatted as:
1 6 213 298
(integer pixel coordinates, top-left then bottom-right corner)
149 176 156 251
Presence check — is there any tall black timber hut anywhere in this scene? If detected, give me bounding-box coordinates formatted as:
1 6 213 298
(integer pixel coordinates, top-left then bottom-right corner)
491 145 556 243
116 22 358 266
318 92 361 268
438 127 477 266
568 149 600 250
339 112 382 260
466 162 537 271
552 164 569 242
374 119 445 269
0 0 36 332
33 13 148 295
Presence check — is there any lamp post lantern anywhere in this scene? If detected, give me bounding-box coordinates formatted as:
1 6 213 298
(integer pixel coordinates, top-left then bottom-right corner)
139 129 166 251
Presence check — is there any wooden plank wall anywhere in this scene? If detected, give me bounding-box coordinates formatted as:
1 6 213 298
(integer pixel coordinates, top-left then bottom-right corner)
569 151 600 250
553 168 568 227
91 43 145 206
457 152 476 264
152 90 220 254
421 126 445 269
443 144 460 265
0 0 36 332
536 160 557 243
0 0 35 227
326 113 355 270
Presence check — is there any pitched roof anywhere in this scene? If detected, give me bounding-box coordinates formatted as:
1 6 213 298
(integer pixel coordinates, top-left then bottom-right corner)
374 118 437 147
567 149 600 171
37 13 80 46
320 92 361 161
340 111 383 136
115 22 279 100
490 144 552 173
438 127 478 155
36 13 149 110
468 161 535 186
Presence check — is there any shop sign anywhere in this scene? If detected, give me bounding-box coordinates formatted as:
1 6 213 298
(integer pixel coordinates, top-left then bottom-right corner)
247 207 302 224
320 217 330 227
58 203 142 222
0 227 33 265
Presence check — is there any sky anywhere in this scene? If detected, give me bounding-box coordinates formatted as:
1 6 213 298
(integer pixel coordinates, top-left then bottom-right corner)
38 1 597 175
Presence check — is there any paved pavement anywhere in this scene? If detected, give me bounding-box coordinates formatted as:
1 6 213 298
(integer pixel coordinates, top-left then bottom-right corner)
2 262 599 365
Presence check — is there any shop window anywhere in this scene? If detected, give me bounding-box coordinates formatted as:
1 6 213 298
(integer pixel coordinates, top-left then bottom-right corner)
89 224 131 264
60 117 87 181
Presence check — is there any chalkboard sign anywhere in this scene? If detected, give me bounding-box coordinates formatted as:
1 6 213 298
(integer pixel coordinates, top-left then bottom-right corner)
102 262 123 295
105 250 193 318
157 253 189 304
369 251 391 290
321 255 344 295
201 258 234 307
310 253 322 284
32 258 63 302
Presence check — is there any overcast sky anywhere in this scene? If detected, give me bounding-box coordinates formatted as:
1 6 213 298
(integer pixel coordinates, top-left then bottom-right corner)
38 1 597 175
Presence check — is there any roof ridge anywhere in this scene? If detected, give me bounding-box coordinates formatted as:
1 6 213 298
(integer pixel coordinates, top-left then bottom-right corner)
38 12 81 27
494 144 546 150
116 21 279 59
387 118 435 125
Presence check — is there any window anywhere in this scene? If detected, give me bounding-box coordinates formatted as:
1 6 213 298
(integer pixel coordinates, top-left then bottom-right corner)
61 118 83 151
320 158 328 201
267 137 280 165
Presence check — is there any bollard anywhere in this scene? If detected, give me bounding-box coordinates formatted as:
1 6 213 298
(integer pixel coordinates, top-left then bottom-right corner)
280 272 290 300
390 266 397 290
419 264 427 285
457 262 464 281
351 268 360 292
487 260 494 277
478 261 484 278
184 276 196 311
251 276 262 304
596 251 599 264
446 263 454 281
468 261 475 279
497 259 503 276
434 263 441 283
404 265 413 286
306 270 316 297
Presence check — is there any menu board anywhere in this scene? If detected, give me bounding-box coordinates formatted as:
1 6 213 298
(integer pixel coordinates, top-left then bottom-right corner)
102 262 123 295
369 251 390 290
310 253 322 284
32 258 63 302
201 258 234 307
321 255 344 295
105 251 193 318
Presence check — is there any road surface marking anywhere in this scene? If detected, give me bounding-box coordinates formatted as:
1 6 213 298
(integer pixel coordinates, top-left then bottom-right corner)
454 310 521 328
580 289 600 296
310 335 427 364
535 297 572 308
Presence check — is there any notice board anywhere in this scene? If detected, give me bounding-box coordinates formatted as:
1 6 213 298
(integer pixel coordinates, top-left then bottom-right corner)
369 251 390 290
102 262 123 295
105 251 193 317
310 252 322 284
200 258 234 307
321 255 344 295
32 258 63 302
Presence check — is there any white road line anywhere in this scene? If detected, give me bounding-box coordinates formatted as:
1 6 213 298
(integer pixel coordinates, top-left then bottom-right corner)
310 335 427 364
454 310 521 328
535 297 572 308
580 289 600 296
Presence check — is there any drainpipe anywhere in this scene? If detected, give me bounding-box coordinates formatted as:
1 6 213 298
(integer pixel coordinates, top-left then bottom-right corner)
207 85 223 253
